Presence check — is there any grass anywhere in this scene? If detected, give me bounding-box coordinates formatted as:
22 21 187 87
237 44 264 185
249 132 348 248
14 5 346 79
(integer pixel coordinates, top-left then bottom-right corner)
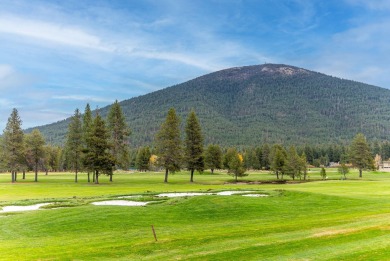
0 169 390 260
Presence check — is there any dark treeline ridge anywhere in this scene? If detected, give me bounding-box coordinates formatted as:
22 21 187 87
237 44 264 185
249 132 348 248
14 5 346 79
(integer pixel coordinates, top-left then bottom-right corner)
29 64 390 148
1 105 378 183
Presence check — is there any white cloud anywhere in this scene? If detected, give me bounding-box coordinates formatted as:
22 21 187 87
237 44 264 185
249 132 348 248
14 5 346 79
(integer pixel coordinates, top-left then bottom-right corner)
52 95 114 103
0 15 113 52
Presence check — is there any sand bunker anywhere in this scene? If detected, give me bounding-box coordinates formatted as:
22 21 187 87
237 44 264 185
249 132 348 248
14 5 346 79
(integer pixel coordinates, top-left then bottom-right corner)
156 191 258 197
92 200 149 206
242 194 269 197
0 203 51 213
216 191 253 196
156 192 213 197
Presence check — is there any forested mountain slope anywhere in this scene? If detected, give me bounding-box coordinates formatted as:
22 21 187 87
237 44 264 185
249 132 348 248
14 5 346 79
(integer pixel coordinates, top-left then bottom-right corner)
32 64 390 147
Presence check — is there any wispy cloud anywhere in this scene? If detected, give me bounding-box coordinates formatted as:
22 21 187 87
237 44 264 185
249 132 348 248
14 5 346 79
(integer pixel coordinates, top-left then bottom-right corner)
52 95 114 103
0 16 112 52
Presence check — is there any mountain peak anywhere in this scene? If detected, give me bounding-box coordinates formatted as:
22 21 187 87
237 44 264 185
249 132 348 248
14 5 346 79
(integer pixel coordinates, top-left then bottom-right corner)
213 64 312 81
260 64 310 76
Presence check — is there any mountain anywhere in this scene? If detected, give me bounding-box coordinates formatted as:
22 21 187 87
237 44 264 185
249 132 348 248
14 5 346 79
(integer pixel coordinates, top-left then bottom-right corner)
32 64 390 147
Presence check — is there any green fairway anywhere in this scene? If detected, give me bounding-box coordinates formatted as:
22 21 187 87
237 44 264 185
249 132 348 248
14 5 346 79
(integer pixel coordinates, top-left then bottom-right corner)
0 170 390 260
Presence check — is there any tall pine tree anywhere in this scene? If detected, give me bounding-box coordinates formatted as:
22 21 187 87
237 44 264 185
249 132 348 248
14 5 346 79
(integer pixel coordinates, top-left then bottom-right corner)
184 110 204 182
3 108 25 182
204 144 222 174
65 108 83 182
83 113 115 184
83 104 93 182
155 108 182 183
107 100 131 179
349 133 374 178
25 129 46 182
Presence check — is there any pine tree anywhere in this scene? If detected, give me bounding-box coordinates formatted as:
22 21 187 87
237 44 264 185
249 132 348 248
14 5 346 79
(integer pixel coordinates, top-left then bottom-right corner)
270 144 286 180
83 113 115 184
135 146 151 171
204 144 222 174
261 144 271 170
25 129 46 182
107 100 131 179
320 167 327 180
65 108 83 182
300 152 308 180
83 104 93 182
155 108 182 183
3 108 25 182
285 146 302 180
225 148 247 182
184 110 204 182
349 133 374 178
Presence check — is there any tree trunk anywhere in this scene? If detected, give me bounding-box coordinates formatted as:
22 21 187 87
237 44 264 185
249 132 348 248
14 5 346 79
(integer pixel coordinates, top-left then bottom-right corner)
93 172 95 183
235 173 238 182
45 169 48 175
110 174 113 182
75 169 78 183
164 168 168 183
35 165 38 182
23 170 25 180
359 168 362 178
15 171 17 181
211 169 214 174
87 172 90 183
95 171 99 184
11 171 15 183
276 171 279 180
190 169 194 182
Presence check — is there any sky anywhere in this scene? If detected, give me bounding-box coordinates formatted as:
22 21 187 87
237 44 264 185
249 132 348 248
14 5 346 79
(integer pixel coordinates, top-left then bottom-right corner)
0 0 389 129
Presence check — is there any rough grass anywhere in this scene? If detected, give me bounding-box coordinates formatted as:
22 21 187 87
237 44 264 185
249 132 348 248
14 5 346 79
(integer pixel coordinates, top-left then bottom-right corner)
0 169 389 260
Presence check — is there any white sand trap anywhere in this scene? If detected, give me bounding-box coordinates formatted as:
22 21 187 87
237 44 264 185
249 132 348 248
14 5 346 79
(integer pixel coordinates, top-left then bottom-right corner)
1 203 51 213
156 193 213 198
216 191 253 196
242 194 269 197
92 200 149 206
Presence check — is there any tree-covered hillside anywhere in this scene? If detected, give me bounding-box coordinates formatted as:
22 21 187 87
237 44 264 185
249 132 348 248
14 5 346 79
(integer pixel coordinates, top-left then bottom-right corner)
31 64 390 147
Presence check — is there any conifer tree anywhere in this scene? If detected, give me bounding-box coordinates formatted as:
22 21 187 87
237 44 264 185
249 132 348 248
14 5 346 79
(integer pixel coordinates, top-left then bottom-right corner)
270 144 286 180
184 110 204 182
25 129 46 182
135 146 151 171
65 108 83 182
3 108 25 182
285 146 302 180
107 100 131 178
225 148 247 182
261 144 271 170
83 113 115 184
155 108 182 183
83 104 93 182
204 144 222 174
349 133 375 178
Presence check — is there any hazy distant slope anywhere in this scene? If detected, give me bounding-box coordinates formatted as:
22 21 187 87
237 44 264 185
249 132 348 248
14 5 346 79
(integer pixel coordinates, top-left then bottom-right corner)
33 64 390 147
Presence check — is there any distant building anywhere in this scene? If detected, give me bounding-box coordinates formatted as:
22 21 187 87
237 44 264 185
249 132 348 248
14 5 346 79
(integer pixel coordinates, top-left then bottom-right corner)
380 160 390 170
329 162 340 167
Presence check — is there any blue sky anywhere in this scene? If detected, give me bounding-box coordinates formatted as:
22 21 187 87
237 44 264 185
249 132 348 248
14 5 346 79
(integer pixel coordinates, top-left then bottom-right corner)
0 0 389 129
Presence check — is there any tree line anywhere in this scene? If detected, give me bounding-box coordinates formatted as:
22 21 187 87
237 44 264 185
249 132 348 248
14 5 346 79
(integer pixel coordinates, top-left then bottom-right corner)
0 104 377 183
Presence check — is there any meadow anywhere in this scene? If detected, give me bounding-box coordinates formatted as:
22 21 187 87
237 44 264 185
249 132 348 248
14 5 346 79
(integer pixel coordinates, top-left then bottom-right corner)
0 169 390 260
